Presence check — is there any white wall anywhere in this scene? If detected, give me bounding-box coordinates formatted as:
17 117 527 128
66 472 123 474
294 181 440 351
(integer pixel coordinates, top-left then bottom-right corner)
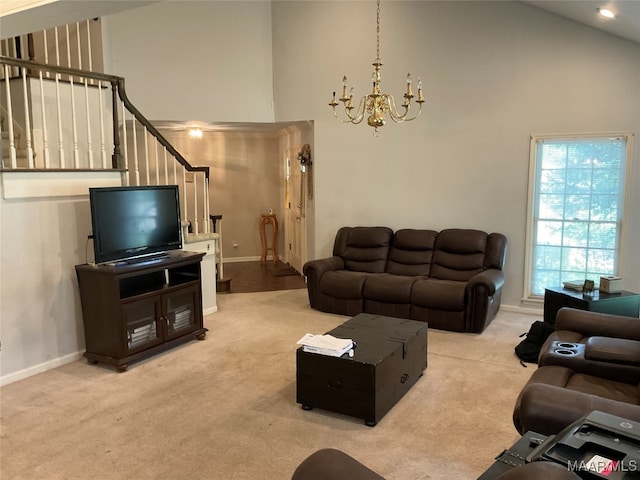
101 1 274 123
271 0 640 306
0 186 92 383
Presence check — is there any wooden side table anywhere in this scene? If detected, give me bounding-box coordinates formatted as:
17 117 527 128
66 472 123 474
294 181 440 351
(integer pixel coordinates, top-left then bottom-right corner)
259 214 278 264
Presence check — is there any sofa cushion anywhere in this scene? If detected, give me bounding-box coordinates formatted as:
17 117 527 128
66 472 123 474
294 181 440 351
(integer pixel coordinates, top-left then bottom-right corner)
333 227 393 273
385 229 437 276
411 278 466 310
320 270 369 299
363 274 420 303
430 229 488 281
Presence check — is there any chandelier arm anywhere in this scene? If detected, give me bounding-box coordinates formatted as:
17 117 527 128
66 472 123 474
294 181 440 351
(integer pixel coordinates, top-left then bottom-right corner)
386 95 410 122
401 105 423 122
332 96 367 124
386 95 424 123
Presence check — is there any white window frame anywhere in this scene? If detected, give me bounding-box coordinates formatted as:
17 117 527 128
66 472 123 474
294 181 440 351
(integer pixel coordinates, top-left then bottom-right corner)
523 132 634 300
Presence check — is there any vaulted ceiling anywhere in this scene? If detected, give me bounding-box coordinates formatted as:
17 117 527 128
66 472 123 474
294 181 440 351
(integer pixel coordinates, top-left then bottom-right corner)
1 1 638 44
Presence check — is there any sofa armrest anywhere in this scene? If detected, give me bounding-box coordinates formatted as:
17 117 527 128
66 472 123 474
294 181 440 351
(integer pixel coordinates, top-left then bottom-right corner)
291 449 386 480
302 256 345 309
555 308 640 340
585 336 640 366
303 256 345 279
467 268 504 295
515 383 640 436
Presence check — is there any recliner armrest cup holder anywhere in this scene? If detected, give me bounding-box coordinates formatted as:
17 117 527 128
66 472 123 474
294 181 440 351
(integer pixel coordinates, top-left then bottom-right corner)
551 342 583 357
554 342 581 356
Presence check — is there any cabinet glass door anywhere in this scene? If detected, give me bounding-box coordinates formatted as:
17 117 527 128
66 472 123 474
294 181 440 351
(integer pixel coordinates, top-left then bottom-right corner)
165 286 199 338
123 299 162 352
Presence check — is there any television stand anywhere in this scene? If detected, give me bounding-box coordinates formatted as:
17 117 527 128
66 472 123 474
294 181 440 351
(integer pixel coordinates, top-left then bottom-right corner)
75 251 207 372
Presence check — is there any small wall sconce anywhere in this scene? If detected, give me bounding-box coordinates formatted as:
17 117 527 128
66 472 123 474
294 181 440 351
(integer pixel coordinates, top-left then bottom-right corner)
188 128 203 139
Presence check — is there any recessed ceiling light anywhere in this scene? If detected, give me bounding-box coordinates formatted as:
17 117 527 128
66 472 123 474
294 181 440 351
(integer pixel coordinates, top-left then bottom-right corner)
598 8 615 19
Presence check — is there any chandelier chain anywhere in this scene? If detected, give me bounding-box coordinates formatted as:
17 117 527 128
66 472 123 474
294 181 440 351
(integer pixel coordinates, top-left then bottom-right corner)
376 0 381 62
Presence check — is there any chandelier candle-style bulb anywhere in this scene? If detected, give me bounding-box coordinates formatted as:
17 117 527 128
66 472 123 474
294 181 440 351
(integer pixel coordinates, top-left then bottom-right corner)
406 74 413 97
328 0 426 134
341 76 349 101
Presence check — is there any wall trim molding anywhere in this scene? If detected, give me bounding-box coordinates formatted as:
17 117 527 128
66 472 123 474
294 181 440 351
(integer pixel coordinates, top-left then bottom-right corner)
1 170 122 199
0 351 82 387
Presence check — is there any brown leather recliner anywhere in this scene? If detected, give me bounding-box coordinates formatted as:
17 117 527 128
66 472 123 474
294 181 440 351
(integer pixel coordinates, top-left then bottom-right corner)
303 226 507 333
290 448 580 480
513 308 640 436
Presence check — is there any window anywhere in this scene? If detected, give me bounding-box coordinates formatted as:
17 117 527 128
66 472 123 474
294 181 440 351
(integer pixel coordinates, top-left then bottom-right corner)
525 134 632 297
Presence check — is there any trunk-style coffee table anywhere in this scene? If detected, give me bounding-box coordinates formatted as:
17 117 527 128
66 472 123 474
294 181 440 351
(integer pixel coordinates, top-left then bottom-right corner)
296 313 428 426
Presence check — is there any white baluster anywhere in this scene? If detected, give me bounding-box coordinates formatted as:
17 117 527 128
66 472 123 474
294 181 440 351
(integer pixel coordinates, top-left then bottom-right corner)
3 65 17 168
54 27 60 66
132 116 140 185
86 20 93 75
144 127 150 185
98 80 106 168
43 30 49 76
69 76 79 168
84 78 93 168
173 151 178 186
193 172 199 234
21 68 34 168
65 24 71 69
76 22 82 72
163 146 169 184
203 175 210 234
121 102 129 184
55 72 64 167
38 71 50 167
154 140 160 185
182 167 188 230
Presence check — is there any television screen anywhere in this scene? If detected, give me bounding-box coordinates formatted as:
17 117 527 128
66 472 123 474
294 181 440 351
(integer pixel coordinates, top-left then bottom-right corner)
89 185 182 264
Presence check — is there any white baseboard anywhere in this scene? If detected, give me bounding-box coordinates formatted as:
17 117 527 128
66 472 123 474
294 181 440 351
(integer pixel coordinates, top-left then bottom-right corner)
501 303 543 315
203 306 218 316
0 351 83 387
224 255 283 263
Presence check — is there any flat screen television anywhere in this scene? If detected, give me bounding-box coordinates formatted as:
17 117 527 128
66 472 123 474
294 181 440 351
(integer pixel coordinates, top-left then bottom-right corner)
89 185 182 265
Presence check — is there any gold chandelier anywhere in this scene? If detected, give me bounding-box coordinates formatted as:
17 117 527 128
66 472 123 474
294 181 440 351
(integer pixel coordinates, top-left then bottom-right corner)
329 0 425 134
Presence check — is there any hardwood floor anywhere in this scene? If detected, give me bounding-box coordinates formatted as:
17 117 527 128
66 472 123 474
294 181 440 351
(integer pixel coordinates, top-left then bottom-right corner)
219 260 307 293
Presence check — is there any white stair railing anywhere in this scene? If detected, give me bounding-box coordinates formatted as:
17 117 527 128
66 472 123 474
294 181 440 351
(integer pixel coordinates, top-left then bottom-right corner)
0 55 211 236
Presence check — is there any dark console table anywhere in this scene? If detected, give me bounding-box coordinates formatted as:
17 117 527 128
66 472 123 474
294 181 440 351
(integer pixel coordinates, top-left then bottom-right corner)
75 251 207 372
543 286 640 325
296 313 428 426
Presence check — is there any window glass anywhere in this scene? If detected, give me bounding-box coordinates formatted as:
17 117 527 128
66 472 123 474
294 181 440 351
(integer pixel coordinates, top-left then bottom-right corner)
527 135 628 296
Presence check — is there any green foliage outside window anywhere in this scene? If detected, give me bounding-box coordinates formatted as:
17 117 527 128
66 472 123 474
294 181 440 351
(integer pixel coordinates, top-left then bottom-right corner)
530 137 626 296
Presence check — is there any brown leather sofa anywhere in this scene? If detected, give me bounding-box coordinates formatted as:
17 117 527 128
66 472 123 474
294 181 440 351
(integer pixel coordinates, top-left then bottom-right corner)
290 448 580 480
303 227 507 333
513 308 640 436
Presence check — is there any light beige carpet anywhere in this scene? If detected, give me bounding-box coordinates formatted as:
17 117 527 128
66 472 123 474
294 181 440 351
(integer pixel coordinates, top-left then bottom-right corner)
0 289 538 479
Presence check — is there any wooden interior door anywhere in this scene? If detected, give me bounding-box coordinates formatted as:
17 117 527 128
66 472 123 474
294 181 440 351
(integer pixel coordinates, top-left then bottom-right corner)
284 148 305 273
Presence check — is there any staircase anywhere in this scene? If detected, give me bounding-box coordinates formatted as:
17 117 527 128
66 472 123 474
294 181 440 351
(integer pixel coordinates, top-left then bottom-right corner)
0 59 224 283
0 22 229 284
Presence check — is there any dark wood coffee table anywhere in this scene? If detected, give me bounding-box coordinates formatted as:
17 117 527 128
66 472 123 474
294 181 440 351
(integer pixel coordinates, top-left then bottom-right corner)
543 286 640 325
296 313 428 426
